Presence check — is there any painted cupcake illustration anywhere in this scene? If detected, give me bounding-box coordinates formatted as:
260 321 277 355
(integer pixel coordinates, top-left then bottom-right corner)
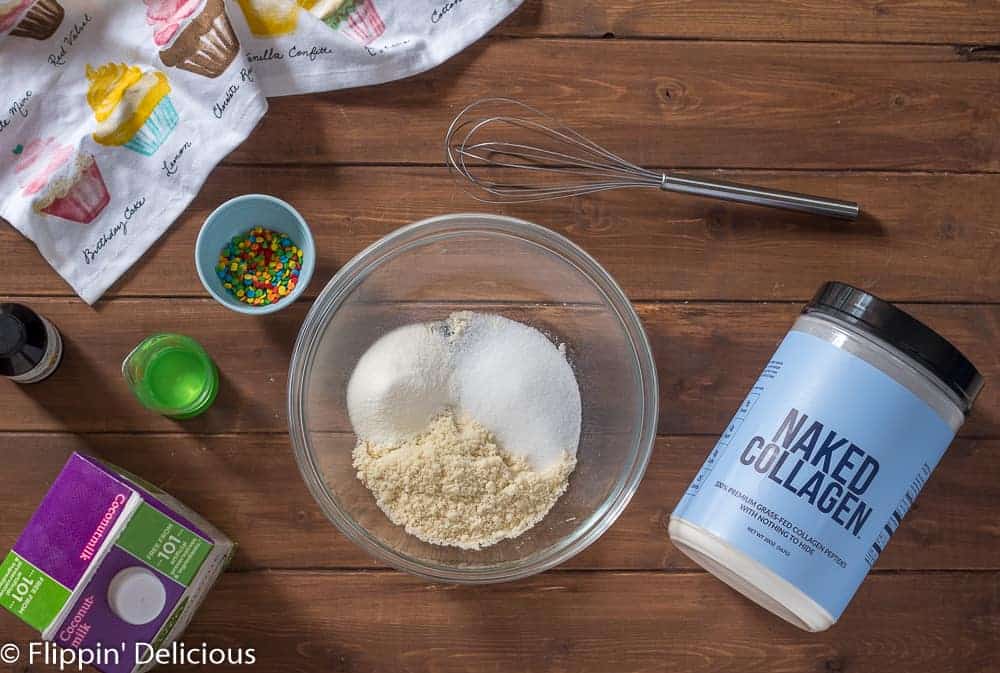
236 0 301 37
86 63 179 157
308 0 384 45
14 138 111 224
145 0 240 79
0 0 64 40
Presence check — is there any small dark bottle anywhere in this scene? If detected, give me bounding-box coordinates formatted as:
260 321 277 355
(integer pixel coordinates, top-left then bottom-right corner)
0 303 63 384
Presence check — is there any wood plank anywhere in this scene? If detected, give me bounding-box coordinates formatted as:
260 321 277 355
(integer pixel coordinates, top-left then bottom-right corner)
0 300 994 436
4 168 999 302
2 571 996 673
0 434 996 572
227 40 1000 171
500 0 1000 44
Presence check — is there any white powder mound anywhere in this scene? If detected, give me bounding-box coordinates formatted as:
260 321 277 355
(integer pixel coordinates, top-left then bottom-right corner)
346 311 581 471
346 323 452 446
448 312 581 470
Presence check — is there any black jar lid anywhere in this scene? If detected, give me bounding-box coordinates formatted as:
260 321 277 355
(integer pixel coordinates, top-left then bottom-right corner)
804 281 983 412
0 313 25 358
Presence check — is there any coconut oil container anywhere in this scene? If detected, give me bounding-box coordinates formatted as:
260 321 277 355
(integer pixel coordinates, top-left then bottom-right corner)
670 281 983 631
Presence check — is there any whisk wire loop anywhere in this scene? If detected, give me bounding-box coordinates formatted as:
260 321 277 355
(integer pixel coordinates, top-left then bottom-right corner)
445 97 860 219
446 98 663 204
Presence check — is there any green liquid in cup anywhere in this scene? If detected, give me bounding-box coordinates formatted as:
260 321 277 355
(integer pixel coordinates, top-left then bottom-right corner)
123 334 218 419
145 348 210 409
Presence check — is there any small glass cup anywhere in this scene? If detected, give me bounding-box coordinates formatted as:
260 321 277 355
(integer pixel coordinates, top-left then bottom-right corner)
122 334 219 419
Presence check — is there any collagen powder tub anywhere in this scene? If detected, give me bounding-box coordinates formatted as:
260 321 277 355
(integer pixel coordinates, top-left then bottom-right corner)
670 281 983 632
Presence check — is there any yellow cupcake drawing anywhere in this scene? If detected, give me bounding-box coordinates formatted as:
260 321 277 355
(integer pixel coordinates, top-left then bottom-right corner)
236 0 312 37
86 63 179 157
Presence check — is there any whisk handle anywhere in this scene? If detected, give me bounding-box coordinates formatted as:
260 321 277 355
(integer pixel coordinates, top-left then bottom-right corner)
660 173 860 220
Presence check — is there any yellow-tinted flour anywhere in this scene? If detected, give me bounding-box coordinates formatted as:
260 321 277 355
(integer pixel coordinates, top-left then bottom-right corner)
353 411 575 550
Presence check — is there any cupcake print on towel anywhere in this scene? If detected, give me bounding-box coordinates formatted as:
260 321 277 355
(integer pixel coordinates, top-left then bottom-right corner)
86 63 178 157
307 0 384 45
14 138 111 224
0 0 63 40
145 0 240 78
236 0 302 37
235 0 384 43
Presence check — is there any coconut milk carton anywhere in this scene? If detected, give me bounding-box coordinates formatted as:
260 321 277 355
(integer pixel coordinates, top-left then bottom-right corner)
0 453 234 673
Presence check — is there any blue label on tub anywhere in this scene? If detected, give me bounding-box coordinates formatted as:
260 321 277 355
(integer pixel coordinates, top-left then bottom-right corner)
673 330 955 620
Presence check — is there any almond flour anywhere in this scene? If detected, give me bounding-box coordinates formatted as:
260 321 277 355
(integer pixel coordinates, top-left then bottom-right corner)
353 412 576 550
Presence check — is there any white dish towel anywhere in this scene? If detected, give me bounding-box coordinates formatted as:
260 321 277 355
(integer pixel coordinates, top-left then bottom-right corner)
0 0 523 303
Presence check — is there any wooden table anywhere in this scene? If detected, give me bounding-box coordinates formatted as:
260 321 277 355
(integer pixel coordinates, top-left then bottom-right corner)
3 2 999 671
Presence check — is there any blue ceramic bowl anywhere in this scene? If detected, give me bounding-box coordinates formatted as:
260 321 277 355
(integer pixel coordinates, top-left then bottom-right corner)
195 194 315 315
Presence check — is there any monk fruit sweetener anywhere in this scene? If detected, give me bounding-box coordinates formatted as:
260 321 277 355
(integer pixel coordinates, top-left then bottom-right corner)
670 282 983 632
0 453 236 672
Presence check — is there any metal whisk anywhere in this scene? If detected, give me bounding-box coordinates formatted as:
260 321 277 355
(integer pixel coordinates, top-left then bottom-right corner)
445 98 860 220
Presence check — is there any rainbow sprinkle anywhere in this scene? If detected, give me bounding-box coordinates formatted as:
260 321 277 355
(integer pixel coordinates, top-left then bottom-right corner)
216 226 303 307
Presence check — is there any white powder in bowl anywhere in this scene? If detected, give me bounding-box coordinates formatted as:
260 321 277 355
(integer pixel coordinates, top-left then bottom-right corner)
347 311 581 469
449 312 581 470
345 312 582 549
346 322 452 446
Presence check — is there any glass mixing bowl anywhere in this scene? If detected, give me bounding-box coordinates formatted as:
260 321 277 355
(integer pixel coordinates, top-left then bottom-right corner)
288 213 658 582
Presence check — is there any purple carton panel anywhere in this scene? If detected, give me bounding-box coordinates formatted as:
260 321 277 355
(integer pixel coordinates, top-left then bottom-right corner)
77 455 210 540
13 454 136 591
57 547 186 673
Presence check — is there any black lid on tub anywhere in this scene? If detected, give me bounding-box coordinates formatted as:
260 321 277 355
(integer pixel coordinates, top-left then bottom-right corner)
805 281 984 412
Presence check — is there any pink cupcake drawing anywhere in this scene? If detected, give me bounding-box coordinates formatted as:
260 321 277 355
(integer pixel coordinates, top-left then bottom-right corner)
14 138 111 224
0 0 64 40
145 0 240 78
308 0 384 45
